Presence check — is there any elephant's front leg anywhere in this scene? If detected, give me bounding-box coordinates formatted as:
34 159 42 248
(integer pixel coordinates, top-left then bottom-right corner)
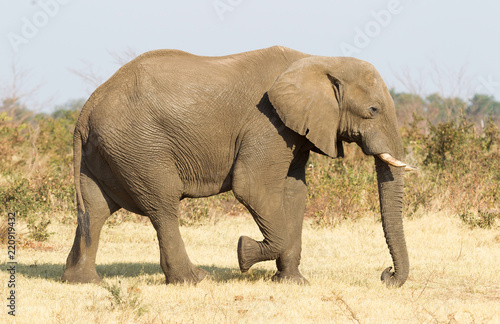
272 167 309 284
234 179 289 273
232 130 301 280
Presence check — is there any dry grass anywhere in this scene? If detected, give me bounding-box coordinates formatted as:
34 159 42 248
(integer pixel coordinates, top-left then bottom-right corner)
1 211 499 323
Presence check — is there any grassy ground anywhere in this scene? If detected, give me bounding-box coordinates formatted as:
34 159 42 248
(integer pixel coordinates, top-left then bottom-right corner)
1 211 499 323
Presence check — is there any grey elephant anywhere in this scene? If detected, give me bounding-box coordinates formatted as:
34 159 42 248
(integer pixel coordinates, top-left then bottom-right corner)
62 46 414 287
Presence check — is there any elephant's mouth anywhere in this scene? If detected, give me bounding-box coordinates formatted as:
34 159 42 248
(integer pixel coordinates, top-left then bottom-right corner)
377 153 417 172
339 130 416 171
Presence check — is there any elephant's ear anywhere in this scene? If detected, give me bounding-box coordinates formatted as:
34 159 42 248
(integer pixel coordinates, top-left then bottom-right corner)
268 57 342 158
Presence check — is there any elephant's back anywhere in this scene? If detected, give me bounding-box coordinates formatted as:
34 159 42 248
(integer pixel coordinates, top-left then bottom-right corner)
82 46 308 117
77 46 309 158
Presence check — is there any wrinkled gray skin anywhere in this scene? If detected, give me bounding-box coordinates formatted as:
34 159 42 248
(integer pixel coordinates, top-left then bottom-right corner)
62 46 410 287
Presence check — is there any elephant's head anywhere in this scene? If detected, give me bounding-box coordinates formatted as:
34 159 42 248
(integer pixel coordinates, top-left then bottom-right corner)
268 56 414 287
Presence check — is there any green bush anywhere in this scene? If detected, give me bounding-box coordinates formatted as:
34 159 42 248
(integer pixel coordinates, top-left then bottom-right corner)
0 109 76 241
26 215 53 241
306 145 379 227
459 209 498 229
420 115 499 227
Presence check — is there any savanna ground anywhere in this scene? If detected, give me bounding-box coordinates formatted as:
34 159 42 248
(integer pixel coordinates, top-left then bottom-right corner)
1 91 500 323
1 210 499 323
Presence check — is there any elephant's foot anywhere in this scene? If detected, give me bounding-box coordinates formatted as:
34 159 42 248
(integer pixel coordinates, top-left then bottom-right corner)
62 266 102 284
165 265 208 285
271 270 309 285
238 236 267 273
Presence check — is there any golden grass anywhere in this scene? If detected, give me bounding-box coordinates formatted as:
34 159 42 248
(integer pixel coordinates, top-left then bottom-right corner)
1 211 499 323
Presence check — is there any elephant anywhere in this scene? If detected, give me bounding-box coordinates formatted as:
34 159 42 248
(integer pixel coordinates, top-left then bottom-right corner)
62 46 414 287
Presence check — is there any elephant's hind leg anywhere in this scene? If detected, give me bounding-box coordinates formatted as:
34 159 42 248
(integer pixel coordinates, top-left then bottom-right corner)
148 202 208 284
146 192 207 284
62 166 119 283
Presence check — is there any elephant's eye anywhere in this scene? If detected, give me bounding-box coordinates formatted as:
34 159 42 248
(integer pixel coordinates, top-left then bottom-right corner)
369 106 379 117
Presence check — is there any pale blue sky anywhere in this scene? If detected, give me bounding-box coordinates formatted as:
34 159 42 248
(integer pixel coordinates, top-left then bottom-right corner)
1 0 499 112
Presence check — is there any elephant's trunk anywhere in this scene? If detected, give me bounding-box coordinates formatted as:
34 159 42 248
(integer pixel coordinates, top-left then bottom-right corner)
375 156 409 287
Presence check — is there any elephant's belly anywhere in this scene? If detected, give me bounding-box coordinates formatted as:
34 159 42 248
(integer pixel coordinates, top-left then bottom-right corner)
180 169 233 198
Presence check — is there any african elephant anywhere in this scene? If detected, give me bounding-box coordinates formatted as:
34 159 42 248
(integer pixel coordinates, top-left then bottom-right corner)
62 46 414 287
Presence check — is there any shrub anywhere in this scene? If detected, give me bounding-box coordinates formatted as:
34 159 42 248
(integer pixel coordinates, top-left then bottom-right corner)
26 214 53 241
459 209 498 229
0 110 76 241
420 115 499 227
306 144 379 227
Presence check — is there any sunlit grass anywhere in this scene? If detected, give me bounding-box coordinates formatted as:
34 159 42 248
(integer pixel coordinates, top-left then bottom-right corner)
1 211 499 323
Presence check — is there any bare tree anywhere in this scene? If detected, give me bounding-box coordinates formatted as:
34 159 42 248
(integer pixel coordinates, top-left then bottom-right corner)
70 47 139 95
68 60 106 95
391 59 474 123
392 65 427 98
430 60 471 99
0 56 48 121
108 47 138 66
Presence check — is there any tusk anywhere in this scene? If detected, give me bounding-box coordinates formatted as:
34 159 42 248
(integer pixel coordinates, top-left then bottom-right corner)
377 153 417 172
404 164 418 172
377 153 406 167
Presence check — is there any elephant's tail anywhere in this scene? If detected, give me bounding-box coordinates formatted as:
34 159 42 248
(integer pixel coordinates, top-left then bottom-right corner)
74 129 91 246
